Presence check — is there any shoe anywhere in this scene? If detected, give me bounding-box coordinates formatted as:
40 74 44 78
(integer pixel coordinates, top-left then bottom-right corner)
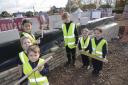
71 63 75 67
64 62 70 67
92 70 100 77
71 61 75 67
72 64 75 67
87 65 90 70
81 65 85 68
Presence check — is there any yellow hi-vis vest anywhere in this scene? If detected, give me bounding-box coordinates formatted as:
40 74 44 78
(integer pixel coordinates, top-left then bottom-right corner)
62 23 76 49
23 58 49 85
91 38 107 58
22 32 36 44
19 51 29 64
79 36 90 50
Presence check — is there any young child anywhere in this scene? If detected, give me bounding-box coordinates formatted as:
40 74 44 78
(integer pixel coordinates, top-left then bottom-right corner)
20 19 37 44
22 45 49 85
91 27 108 76
78 28 92 69
19 36 33 64
17 36 33 84
61 12 78 67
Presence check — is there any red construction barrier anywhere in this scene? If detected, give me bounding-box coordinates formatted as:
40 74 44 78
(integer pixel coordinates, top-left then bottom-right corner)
0 16 47 32
0 18 24 32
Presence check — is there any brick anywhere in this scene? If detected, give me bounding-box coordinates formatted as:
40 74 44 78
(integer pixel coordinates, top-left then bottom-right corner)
1 81 10 85
0 78 4 84
0 71 9 79
4 72 19 80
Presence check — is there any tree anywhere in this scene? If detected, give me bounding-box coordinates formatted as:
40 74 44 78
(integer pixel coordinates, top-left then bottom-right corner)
114 0 125 13
99 4 112 8
106 0 113 5
25 11 34 17
125 0 128 4
66 0 81 12
0 11 12 18
82 4 96 11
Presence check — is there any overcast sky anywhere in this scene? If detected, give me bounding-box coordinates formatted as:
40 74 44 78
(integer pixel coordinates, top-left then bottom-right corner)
0 0 68 13
0 0 116 13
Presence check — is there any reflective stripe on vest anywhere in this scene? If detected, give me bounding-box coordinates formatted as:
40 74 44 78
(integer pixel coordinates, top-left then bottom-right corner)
62 23 76 48
22 32 36 44
79 36 90 50
29 77 48 82
19 51 29 64
91 38 107 58
23 58 49 85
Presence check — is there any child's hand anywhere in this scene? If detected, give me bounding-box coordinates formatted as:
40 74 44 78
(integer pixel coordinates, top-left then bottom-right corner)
38 65 44 72
103 58 108 63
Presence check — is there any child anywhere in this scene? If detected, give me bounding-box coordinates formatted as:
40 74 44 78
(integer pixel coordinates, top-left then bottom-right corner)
19 36 33 64
78 28 92 69
20 19 37 44
61 12 78 67
22 45 49 85
91 27 108 76
18 36 33 84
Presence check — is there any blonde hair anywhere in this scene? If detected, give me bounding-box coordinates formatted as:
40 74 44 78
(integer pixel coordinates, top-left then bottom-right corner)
27 45 40 54
82 28 89 32
62 12 70 20
20 36 32 45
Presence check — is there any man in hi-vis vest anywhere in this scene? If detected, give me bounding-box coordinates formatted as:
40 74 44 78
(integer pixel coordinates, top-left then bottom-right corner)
61 12 78 67
91 28 108 77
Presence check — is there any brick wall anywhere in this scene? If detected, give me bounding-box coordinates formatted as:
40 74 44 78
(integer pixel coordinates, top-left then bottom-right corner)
0 47 67 85
0 67 20 85
42 47 67 71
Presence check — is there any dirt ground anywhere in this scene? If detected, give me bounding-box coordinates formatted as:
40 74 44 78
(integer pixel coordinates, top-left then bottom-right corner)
48 40 128 85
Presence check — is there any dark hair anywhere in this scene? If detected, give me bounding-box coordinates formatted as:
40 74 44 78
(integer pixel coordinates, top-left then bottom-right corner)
22 19 32 26
94 27 103 33
27 45 40 54
81 28 89 32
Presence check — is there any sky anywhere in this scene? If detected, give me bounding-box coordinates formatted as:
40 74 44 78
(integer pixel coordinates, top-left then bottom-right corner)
0 0 68 13
0 0 116 14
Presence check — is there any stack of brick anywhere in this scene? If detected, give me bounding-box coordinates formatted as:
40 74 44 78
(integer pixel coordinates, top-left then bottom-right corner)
123 5 128 19
41 47 67 71
117 19 128 43
100 22 119 42
101 8 112 18
0 67 20 85
120 26 128 43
